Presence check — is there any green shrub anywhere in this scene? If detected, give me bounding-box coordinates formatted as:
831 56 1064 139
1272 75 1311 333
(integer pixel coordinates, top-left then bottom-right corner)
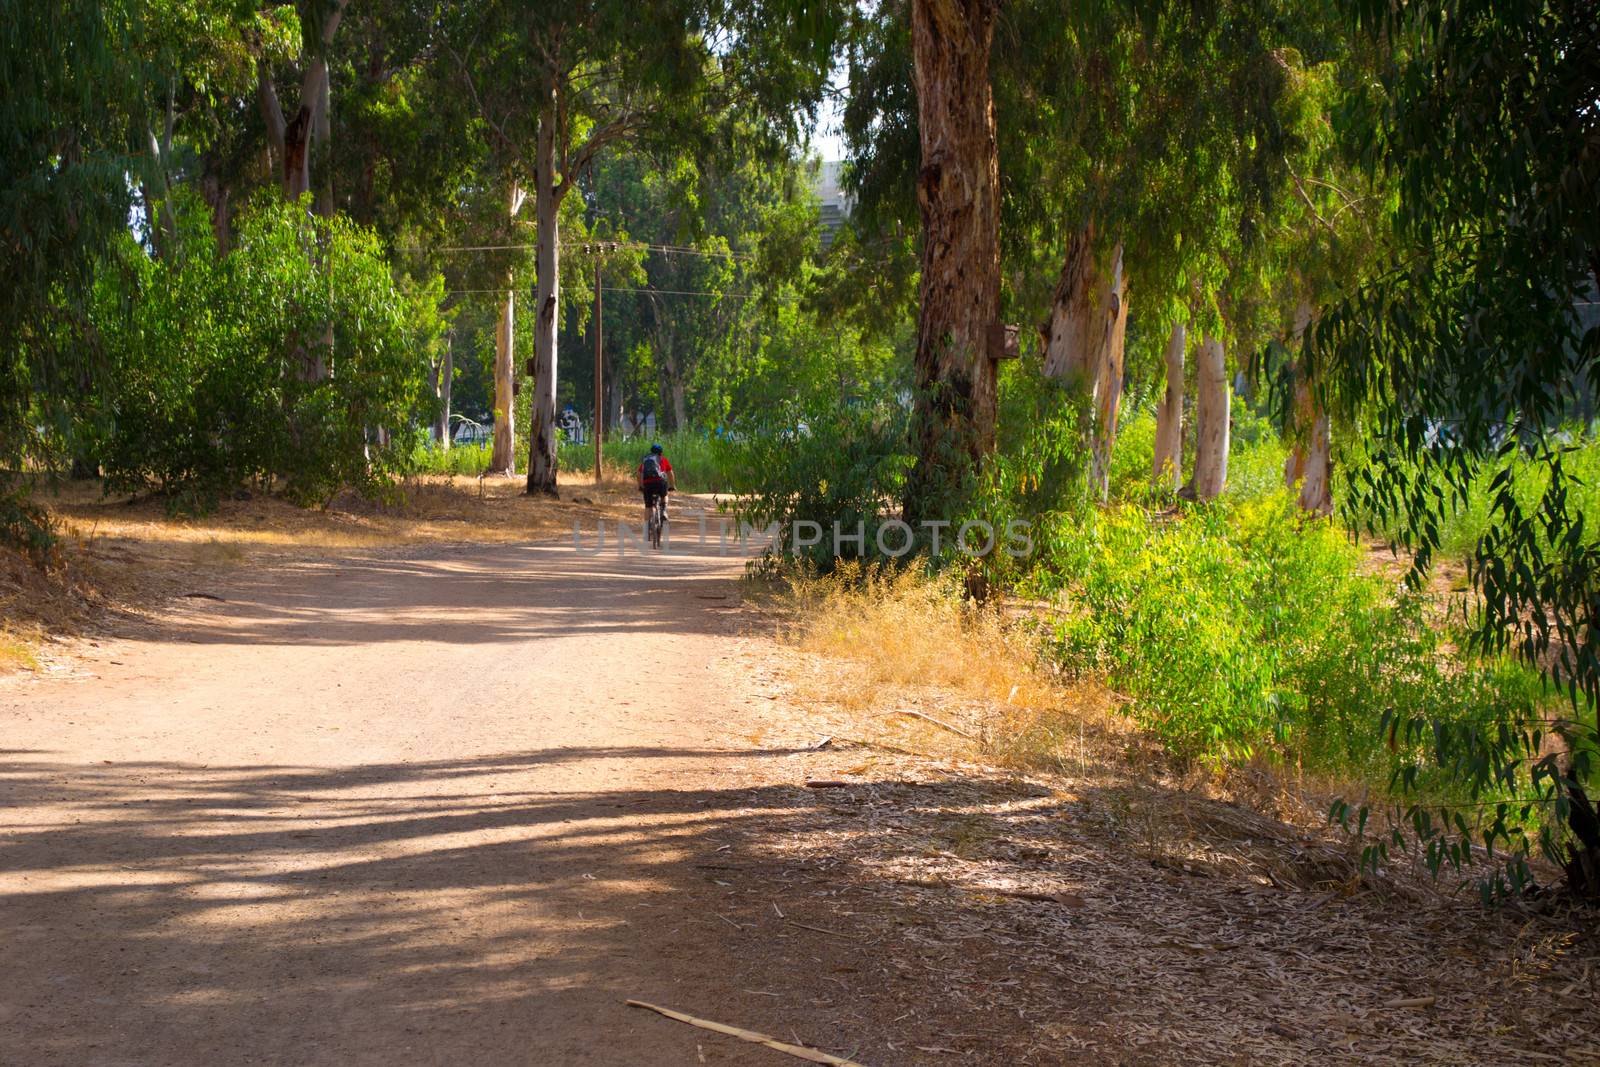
1027 490 1556 782
0 490 56 562
1342 431 1600 563
557 430 738 494
724 400 912 568
408 440 492 477
96 197 431 508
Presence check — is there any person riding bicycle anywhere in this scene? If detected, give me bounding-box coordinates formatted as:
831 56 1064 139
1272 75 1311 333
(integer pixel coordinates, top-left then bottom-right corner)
638 442 675 526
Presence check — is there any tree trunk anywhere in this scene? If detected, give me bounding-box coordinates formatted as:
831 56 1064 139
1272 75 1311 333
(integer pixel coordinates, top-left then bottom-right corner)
256 1 345 204
1041 225 1101 381
200 162 231 254
139 180 163 259
489 286 517 473
1041 230 1127 501
1282 301 1332 514
1191 333 1230 501
283 103 314 199
143 126 178 256
606 355 622 434
1285 373 1334 514
1298 406 1332 514
902 0 1002 524
525 99 562 497
312 52 333 216
433 331 453 448
1152 320 1186 491
1564 782 1600 895
1093 284 1129 498
651 317 687 433
488 181 526 474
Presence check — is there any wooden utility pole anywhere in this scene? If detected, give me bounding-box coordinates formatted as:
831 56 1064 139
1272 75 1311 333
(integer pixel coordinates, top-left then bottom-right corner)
593 256 603 485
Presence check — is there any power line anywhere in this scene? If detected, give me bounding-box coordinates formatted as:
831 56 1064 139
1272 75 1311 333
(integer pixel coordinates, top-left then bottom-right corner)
409 240 757 261
444 285 753 298
606 285 754 298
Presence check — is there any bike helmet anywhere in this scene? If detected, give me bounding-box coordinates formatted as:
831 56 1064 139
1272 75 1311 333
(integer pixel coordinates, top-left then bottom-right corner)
650 442 664 455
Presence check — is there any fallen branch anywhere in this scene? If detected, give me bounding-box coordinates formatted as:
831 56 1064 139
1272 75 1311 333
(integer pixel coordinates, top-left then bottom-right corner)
1383 995 1437 1010
626 1000 870 1066
786 919 858 939
886 708 978 741
833 736 931 759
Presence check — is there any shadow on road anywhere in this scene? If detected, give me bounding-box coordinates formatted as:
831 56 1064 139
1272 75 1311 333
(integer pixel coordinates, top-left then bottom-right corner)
0 746 1029 1065
152 533 755 648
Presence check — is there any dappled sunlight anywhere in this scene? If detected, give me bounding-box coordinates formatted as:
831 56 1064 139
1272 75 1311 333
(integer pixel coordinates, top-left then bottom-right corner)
0 746 848 1062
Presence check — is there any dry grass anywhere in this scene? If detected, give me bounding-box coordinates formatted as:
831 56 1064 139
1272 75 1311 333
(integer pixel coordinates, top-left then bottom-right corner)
762 564 1438 889
39 469 641 555
0 627 39 672
769 561 1131 774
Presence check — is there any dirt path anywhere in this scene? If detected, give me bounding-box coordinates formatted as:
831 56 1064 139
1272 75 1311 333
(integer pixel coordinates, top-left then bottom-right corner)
0 510 871 1066
5 507 1599 1066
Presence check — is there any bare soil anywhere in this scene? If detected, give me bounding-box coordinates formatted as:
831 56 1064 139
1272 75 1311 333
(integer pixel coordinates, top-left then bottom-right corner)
2 489 1597 1065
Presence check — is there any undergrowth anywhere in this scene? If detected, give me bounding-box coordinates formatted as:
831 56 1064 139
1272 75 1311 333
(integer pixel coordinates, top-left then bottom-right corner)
773 560 1129 775
407 430 736 494
761 400 1574 890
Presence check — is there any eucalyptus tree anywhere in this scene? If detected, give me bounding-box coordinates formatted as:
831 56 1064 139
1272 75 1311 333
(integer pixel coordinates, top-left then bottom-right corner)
845 0 1326 503
1253 49 1388 515
893 0 1004 522
445 0 842 496
0 0 228 489
1309 0 1600 894
254 0 350 208
1007 0 1368 502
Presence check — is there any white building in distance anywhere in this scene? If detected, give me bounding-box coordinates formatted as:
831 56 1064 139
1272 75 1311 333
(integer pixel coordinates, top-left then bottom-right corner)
813 160 852 250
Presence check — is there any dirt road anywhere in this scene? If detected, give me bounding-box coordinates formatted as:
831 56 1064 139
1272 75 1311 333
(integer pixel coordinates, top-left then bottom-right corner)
7 507 1600 1067
1 513 865 1066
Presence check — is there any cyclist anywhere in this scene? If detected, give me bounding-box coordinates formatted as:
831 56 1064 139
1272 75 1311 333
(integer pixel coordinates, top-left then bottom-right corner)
637 442 675 528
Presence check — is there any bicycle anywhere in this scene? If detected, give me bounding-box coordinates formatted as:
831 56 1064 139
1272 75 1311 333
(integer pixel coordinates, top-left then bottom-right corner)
646 491 669 549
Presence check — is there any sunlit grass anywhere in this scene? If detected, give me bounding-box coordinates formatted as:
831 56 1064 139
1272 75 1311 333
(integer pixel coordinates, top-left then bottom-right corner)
773 560 1125 774
0 628 39 672
41 470 641 556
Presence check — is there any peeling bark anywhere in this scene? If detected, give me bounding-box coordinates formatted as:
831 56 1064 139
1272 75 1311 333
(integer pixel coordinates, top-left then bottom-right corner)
1041 230 1128 501
489 181 526 475
433 331 453 448
902 0 1002 523
1298 406 1332 514
526 98 562 497
1282 302 1332 514
255 0 345 205
1191 334 1230 501
1152 321 1186 491
1041 225 1102 381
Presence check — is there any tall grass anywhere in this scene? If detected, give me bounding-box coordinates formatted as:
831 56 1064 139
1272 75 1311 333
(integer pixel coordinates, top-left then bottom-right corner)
407 441 494 476
556 431 737 494
405 430 736 493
